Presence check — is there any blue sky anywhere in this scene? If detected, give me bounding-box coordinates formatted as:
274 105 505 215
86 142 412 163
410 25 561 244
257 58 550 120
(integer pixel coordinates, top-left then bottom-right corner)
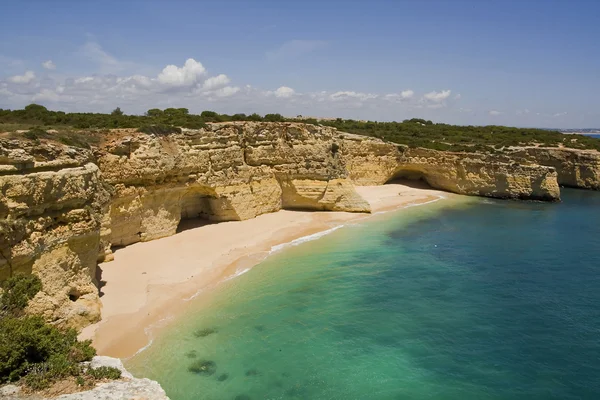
1 0 599 128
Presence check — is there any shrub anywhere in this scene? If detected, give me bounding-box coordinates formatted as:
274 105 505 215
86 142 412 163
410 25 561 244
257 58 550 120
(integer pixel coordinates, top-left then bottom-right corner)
0 274 42 315
23 127 50 141
137 124 182 135
0 315 96 384
86 366 121 380
0 274 107 390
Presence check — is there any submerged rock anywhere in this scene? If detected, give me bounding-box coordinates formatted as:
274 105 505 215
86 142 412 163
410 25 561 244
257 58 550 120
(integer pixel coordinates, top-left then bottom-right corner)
217 373 229 382
185 350 197 358
193 328 218 338
188 360 217 376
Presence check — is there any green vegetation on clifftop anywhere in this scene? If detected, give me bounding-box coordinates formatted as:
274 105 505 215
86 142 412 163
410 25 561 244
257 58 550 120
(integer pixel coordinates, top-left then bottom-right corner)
1 105 599 152
0 275 121 390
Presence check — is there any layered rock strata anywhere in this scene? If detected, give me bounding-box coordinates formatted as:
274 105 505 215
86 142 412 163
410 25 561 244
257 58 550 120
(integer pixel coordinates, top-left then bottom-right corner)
98 122 369 250
2 122 599 330
340 134 561 201
0 140 107 329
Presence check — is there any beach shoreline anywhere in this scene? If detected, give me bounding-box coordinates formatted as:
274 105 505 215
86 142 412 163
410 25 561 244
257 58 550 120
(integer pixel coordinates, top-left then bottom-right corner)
81 183 455 358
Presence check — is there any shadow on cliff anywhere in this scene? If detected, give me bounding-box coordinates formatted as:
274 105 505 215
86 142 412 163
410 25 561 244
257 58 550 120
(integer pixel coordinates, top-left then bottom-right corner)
176 218 220 234
95 264 107 298
385 177 434 190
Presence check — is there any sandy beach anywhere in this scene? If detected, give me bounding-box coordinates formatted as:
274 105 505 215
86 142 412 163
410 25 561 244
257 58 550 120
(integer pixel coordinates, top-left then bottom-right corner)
80 183 450 358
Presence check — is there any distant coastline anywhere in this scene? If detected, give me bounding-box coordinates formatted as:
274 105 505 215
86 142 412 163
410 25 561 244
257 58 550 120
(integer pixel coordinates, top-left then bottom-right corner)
559 129 600 135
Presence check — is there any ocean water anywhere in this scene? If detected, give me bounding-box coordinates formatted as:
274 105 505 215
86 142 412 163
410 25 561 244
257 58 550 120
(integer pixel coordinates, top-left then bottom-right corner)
127 189 600 400
588 134 600 139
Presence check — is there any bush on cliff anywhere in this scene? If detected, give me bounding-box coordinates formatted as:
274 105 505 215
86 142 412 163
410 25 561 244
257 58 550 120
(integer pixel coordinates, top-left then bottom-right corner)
2 104 600 152
0 274 120 390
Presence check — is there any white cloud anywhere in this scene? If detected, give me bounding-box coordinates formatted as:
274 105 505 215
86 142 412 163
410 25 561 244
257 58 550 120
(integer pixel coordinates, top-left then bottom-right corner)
454 93 461 100
266 40 328 61
489 110 503 116
274 86 295 98
213 86 240 97
553 112 568 117
401 89 414 99
32 88 59 102
516 108 531 115
8 71 35 84
203 74 231 91
423 90 451 102
0 53 466 122
329 91 378 101
384 90 414 102
42 60 56 70
158 58 206 87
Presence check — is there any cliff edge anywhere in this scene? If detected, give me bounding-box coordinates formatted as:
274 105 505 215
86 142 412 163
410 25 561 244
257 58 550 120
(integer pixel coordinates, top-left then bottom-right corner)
3 122 599 330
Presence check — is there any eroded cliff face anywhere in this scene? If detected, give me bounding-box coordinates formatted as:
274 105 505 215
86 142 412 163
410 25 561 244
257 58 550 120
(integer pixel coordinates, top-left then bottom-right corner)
97 122 370 251
508 147 600 190
340 134 561 201
0 139 108 329
3 122 599 329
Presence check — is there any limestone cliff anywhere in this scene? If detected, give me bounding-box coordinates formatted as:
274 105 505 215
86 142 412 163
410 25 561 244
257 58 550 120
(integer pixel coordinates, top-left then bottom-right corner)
508 147 600 190
3 122 599 330
98 122 370 250
0 139 107 329
340 134 561 201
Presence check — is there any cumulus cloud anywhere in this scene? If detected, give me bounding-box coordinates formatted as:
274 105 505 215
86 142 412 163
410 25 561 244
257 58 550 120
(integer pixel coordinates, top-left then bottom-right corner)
553 112 568 117
8 71 35 84
0 49 464 122
272 86 296 98
157 58 206 87
384 90 414 102
401 89 415 99
42 60 56 70
423 90 451 102
203 74 231 91
489 110 503 116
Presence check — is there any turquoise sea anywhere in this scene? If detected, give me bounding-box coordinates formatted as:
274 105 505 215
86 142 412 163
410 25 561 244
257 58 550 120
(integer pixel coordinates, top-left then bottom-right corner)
127 189 600 400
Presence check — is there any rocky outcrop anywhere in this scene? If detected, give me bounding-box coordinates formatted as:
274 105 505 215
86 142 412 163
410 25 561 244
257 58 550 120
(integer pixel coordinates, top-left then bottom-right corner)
508 147 600 190
3 122 599 330
0 357 169 400
340 134 561 201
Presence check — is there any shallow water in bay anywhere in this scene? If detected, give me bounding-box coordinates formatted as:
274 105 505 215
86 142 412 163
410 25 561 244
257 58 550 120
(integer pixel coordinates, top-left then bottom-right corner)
127 189 600 400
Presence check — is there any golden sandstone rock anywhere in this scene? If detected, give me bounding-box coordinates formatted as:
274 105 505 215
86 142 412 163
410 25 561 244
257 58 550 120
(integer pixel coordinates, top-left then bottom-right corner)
1 122 598 328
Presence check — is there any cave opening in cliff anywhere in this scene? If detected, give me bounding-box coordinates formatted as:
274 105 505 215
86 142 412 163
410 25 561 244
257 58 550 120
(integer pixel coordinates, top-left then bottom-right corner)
178 196 217 233
386 169 434 190
177 190 235 233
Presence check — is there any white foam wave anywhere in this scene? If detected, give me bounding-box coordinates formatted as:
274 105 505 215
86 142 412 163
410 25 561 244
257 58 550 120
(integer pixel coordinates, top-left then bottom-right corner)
269 225 343 254
126 315 174 359
223 267 252 281
403 196 443 208
183 289 204 302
